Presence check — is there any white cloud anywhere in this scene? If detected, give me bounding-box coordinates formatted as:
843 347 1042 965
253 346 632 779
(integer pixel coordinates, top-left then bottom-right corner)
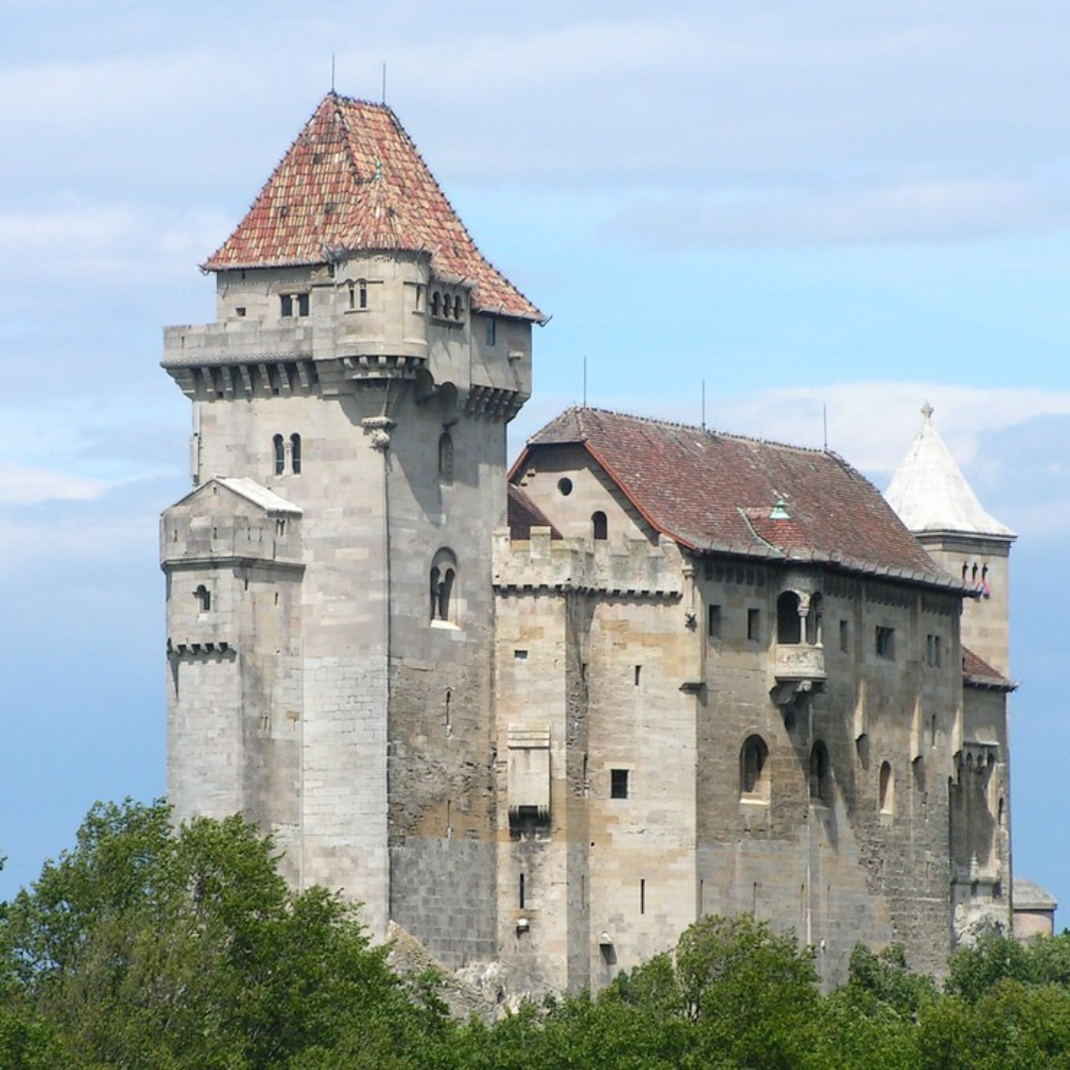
0 462 108 506
599 175 1070 249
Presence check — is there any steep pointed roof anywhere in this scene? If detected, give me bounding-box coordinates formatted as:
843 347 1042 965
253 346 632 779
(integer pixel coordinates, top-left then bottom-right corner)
203 94 542 322
885 404 1015 540
513 407 960 590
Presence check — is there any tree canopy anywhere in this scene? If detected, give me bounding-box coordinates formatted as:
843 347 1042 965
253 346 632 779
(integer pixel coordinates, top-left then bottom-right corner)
4 800 1070 1067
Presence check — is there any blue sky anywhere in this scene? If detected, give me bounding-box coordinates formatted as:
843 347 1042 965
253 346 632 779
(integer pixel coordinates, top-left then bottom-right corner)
3 2 1070 925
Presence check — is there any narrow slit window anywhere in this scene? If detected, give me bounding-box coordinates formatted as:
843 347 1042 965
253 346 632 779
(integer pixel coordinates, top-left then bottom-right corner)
708 604 722 639
876 626 895 660
273 434 285 476
290 433 302 475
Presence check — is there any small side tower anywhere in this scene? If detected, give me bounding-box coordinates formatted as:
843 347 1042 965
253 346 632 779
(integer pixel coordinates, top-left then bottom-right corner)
161 94 542 965
887 403 1015 939
886 403 1016 675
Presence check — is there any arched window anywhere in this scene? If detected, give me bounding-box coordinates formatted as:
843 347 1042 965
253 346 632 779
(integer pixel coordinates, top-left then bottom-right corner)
438 432 454 482
591 511 608 541
806 593 823 646
290 433 302 475
358 280 368 310
879 761 894 814
431 291 441 317
194 584 211 613
777 591 801 644
443 294 452 319
740 735 769 800
454 294 463 320
810 741 830 802
430 548 458 624
273 434 285 476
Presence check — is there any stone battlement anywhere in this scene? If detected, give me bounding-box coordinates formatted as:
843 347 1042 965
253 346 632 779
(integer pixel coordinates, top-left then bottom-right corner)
492 527 683 597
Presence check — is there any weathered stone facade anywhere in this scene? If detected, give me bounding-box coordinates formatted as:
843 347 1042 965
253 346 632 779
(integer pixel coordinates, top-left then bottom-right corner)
162 94 1015 994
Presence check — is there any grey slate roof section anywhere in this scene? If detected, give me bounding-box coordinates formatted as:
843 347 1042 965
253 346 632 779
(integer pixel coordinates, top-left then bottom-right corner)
1014 877 1058 911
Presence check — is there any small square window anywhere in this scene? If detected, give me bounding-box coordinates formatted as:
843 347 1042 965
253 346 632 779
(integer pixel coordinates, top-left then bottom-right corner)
610 769 629 799
747 608 761 641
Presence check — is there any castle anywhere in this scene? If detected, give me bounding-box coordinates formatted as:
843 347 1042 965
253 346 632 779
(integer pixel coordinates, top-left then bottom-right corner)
161 94 1015 992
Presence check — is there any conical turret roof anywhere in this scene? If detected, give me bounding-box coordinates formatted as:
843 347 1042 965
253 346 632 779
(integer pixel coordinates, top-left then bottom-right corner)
203 93 542 322
885 403 1015 539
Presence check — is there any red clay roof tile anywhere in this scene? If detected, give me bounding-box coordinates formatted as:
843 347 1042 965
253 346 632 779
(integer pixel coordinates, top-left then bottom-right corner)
514 407 963 590
204 93 542 322
507 484 562 540
962 647 1017 691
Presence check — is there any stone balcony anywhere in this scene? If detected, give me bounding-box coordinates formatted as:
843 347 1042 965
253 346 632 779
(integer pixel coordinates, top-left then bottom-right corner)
774 642 826 682
771 643 827 708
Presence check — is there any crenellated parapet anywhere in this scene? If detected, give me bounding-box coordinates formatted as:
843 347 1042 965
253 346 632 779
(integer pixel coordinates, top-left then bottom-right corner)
492 527 684 598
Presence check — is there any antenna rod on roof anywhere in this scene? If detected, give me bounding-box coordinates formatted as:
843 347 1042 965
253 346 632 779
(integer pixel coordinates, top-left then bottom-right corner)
583 356 587 407
382 62 387 104
331 54 336 93
702 380 706 430
823 403 828 451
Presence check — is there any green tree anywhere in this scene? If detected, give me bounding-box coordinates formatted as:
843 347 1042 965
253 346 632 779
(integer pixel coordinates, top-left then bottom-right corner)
0 799 453 1068
612 913 821 1068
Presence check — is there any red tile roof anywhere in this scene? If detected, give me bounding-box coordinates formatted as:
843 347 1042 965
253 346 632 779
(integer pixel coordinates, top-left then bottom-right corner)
962 647 1017 691
204 94 542 322
513 407 963 591
507 485 562 540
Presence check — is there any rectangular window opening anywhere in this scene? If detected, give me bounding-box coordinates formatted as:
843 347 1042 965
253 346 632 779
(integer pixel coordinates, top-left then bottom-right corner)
876 626 896 660
610 768 629 799
839 619 849 653
634 664 642 686
747 608 761 641
640 878 646 915
519 873 525 909
708 604 722 639
514 649 528 661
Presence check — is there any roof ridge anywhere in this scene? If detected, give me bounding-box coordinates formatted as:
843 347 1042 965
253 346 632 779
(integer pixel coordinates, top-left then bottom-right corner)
566 405 843 459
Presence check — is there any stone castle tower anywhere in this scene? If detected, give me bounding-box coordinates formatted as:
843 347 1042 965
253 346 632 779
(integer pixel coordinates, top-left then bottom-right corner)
161 93 542 957
163 98 1017 991
885 403 1016 676
885 404 1016 936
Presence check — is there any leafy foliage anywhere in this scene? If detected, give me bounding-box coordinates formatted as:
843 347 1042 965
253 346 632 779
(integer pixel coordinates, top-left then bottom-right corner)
0 800 451 1068
7 804 1070 1067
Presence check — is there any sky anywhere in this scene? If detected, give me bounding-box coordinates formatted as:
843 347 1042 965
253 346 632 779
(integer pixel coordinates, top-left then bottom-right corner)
2 1 1069 925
